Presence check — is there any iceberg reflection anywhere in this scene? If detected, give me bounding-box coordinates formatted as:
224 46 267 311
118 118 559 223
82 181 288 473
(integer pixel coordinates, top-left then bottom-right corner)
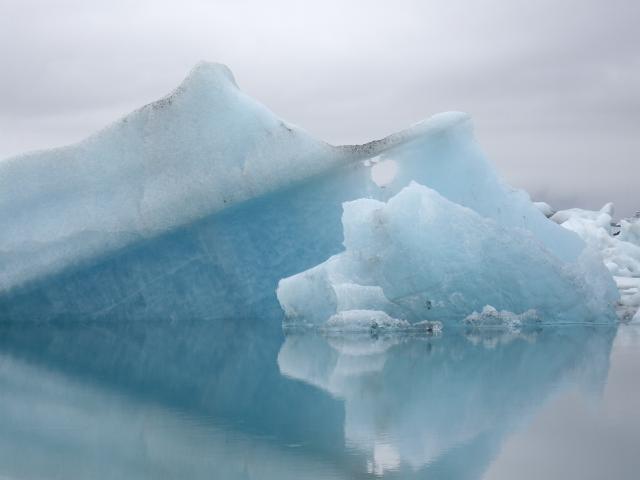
278 326 615 478
0 316 351 479
0 316 616 479
0 353 350 480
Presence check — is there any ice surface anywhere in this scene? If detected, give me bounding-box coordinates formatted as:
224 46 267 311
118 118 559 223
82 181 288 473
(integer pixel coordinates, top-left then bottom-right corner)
464 305 538 328
551 204 640 320
278 183 618 326
0 62 343 292
0 62 616 323
619 213 640 246
533 201 555 218
325 310 410 331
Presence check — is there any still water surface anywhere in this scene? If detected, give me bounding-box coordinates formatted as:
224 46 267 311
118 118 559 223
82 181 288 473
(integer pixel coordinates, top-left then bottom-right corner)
0 317 638 479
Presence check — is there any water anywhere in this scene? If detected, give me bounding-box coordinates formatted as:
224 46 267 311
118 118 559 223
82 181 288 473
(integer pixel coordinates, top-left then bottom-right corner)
0 316 638 479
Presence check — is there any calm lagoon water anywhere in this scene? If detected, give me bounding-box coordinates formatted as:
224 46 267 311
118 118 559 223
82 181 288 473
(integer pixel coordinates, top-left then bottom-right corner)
0 316 638 479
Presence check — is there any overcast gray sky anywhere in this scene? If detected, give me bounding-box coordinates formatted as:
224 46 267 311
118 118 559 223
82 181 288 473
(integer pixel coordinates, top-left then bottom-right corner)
1 0 638 216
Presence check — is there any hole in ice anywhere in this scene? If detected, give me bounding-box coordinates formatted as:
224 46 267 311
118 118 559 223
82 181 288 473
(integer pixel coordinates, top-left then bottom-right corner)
371 159 398 187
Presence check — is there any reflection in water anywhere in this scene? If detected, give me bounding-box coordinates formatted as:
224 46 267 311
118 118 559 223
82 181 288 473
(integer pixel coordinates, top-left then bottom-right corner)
279 327 616 478
0 353 347 480
0 317 350 480
0 318 617 479
486 324 640 480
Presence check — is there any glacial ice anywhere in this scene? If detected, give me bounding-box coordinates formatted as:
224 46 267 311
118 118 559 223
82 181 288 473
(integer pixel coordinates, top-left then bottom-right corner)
0 62 341 292
0 61 621 325
533 201 555 218
325 310 411 332
551 205 640 321
277 182 618 327
619 213 640 247
464 305 538 328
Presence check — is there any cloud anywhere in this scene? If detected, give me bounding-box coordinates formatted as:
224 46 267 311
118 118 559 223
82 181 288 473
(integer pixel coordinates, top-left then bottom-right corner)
0 0 638 214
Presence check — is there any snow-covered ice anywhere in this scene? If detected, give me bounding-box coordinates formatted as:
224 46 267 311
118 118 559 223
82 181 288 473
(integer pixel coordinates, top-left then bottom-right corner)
464 305 538 329
551 205 640 321
533 201 555 218
618 212 640 246
325 310 410 332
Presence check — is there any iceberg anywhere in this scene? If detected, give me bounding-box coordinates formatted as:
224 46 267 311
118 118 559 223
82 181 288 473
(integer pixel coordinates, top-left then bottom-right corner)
0 62 618 323
551 205 640 321
278 183 618 327
618 213 640 246
533 201 555 218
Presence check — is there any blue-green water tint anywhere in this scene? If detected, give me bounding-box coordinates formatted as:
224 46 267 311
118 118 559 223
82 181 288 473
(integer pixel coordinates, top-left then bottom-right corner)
0 316 638 479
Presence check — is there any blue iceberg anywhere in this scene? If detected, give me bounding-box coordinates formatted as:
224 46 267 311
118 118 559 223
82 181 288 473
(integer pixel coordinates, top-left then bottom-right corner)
277 182 618 327
0 62 618 324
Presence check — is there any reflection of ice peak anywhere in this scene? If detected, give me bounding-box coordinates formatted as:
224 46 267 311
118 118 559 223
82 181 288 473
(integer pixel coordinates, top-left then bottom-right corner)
278 334 403 397
277 327 615 477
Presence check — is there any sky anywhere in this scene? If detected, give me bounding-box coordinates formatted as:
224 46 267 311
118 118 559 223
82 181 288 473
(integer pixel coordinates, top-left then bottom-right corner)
1 0 638 216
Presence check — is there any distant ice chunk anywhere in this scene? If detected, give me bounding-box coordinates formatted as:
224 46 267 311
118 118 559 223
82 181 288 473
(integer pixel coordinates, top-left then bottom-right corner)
552 204 640 320
0 61 618 324
619 213 640 247
278 182 618 327
551 203 615 230
325 310 410 332
464 305 538 328
533 201 555 218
